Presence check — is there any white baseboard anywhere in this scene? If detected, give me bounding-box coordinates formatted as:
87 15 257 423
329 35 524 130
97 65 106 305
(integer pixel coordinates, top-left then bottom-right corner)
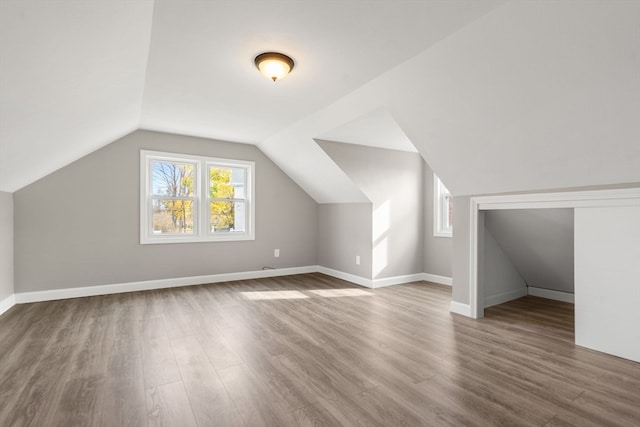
0 294 16 316
14 266 317 304
484 287 528 308
317 268 454 289
373 273 427 288
528 286 574 304
421 273 452 286
316 266 373 288
450 301 471 317
9 266 453 307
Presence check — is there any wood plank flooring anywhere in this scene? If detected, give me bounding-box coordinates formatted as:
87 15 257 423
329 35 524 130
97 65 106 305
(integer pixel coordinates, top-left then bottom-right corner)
1 273 639 426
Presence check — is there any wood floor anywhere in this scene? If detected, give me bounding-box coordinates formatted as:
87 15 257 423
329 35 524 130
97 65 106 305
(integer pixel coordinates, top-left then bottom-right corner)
1 273 639 427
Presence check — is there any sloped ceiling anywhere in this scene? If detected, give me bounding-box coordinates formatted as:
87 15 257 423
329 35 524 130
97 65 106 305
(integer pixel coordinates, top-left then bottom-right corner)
1 0 638 198
0 0 153 193
262 0 640 200
318 108 417 153
140 0 503 145
485 209 574 293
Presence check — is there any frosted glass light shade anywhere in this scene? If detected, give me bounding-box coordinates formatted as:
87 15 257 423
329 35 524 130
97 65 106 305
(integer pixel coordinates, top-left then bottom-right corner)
254 52 295 82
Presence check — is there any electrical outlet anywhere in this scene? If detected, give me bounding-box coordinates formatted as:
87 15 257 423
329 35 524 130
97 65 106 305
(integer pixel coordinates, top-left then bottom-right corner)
274 249 280 258
355 255 360 265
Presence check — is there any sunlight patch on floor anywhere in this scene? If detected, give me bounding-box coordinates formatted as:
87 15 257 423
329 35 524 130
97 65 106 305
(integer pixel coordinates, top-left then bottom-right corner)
241 288 374 300
309 289 374 298
241 290 309 300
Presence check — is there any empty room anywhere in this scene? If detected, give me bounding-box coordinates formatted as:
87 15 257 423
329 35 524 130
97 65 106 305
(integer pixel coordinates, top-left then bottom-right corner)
1 1 639 426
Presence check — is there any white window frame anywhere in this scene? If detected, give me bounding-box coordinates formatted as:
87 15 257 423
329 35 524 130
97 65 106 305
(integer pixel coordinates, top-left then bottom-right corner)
140 150 255 244
434 173 453 237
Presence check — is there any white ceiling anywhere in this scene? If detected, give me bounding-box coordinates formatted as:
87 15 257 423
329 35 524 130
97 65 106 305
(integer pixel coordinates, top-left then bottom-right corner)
140 0 503 144
0 0 153 193
0 0 503 193
318 108 417 153
1 0 638 198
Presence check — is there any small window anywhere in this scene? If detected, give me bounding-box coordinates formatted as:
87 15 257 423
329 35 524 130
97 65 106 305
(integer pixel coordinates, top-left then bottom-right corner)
141 151 254 244
434 173 453 237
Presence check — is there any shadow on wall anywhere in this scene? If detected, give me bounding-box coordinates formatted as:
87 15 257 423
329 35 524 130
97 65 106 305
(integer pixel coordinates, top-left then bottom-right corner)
485 208 574 294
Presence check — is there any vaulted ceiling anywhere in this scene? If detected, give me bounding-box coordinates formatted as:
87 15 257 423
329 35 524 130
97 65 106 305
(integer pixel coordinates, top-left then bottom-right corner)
1 0 638 198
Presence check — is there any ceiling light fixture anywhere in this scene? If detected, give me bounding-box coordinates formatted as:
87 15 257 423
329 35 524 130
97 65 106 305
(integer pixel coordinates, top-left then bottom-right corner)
254 52 295 82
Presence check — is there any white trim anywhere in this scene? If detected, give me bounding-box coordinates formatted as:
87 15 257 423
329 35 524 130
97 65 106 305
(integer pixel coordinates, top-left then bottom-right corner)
484 287 528 308
0 294 16 316
528 286 575 304
476 188 640 210
468 187 640 320
450 301 471 317
316 266 373 288
372 273 427 288
422 273 452 286
434 173 453 237
14 266 316 304
140 150 255 244
9 267 454 306
316 268 454 289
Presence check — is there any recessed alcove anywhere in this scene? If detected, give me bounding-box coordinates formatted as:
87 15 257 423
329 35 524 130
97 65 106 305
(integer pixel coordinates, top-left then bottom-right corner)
467 189 640 363
481 208 574 309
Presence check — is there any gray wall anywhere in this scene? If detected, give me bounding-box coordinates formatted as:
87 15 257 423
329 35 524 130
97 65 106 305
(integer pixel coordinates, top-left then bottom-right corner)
317 141 425 279
0 192 13 302
452 196 471 304
423 168 453 277
483 227 526 307
14 130 318 292
485 209 574 293
317 203 372 278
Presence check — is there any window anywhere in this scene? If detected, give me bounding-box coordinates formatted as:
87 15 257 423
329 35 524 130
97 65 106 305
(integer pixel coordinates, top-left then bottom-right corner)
140 150 254 244
434 173 453 237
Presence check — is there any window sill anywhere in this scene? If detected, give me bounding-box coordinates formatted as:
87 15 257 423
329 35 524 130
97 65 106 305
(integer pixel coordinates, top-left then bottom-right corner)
140 233 255 244
434 230 452 238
